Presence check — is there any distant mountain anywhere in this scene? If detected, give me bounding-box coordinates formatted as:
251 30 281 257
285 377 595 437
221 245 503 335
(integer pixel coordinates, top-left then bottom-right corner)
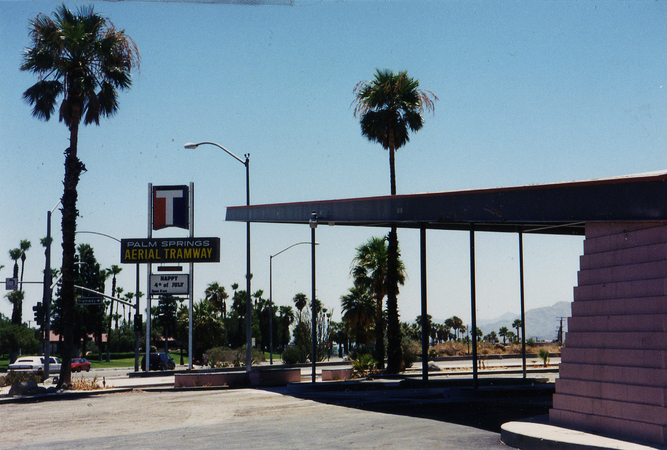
477 301 571 342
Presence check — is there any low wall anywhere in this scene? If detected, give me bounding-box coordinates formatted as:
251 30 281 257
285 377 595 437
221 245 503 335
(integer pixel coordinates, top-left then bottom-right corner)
321 368 353 381
175 368 301 388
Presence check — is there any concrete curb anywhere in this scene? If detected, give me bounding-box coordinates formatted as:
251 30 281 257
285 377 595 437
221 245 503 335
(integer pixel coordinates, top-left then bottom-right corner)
501 416 666 450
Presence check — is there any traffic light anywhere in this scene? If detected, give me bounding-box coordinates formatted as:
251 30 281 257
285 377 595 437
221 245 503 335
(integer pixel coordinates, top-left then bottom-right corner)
134 314 143 332
33 302 44 326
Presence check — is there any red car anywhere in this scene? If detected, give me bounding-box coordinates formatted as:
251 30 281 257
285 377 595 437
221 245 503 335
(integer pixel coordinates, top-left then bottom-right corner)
71 357 91 372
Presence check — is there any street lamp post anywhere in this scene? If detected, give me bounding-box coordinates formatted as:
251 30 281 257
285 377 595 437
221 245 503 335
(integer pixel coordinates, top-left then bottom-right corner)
185 141 252 372
42 199 61 378
269 241 318 365
309 212 317 383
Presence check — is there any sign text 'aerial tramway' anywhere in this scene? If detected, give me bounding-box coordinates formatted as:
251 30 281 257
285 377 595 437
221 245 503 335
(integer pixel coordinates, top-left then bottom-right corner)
120 237 220 263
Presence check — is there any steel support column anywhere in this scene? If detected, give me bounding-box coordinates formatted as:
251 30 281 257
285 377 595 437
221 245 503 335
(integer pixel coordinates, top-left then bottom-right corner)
470 227 478 389
420 225 429 381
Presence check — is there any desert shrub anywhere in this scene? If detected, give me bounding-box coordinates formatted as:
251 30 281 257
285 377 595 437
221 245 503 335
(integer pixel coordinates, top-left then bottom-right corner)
281 346 306 365
348 344 375 362
434 341 466 356
204 347 230 368
428 348 439 358
538 348 550 366
0 371 42 387
494 343 506 351
71 375 102 391
507 344 522 354
526 338 536 347
351 353 377 376
205 346 265 367
401 338 420 369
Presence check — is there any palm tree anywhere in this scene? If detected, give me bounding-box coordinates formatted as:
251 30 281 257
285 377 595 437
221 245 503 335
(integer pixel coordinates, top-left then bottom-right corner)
252 290 264 310
204 282 228 318
451 316 463 340
278 305 295 351
115 287 124 330
107 265 122 334
513 319 523 343
123 291 134 323
350 236 405 369
21 4 139 388
499 326 509 345
18 240 31 292
353 69 436 373
340 285 375 347
293 293 308 323
8 248 22 325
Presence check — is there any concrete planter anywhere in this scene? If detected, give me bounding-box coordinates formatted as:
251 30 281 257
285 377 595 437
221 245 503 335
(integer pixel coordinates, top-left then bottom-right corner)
321 368 353 381
175 368 301 388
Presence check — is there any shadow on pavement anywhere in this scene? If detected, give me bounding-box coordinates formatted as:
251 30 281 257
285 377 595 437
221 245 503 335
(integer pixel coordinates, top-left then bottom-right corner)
280 377 554 434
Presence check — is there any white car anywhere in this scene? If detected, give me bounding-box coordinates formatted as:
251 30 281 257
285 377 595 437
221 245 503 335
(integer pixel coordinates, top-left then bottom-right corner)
8 356 62 374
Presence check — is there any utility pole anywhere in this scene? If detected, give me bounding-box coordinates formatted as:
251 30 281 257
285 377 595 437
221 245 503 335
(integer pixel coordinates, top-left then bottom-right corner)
557 317 566 345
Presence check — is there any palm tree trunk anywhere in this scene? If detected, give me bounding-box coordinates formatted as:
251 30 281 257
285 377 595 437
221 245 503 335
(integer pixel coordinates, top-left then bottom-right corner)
58 116 84 388
385 140 403 373
385 226 403 373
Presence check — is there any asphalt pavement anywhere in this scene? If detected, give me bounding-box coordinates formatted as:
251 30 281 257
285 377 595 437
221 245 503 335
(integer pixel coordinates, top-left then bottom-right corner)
1 358 665 449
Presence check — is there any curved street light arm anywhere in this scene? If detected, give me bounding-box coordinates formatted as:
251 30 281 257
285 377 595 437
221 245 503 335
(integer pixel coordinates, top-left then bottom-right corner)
184 142 247 166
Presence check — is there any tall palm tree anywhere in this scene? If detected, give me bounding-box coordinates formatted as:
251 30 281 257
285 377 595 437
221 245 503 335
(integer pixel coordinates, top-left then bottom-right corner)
278 305 295 351
8 248 22 325
293 293 308 323
350 236 405 369
252 290 264 310
205 282 228 318
123 291 133 323
499 326 509 345
21 4 139 388
18 240 31 292
107 265 122 298
353 69 436 373
450 316 463 340
513 319 523 343
107 265 122 333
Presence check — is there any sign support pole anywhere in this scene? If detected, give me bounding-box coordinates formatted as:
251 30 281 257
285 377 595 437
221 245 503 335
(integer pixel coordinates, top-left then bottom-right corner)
146 183 152 371
188 182 194 370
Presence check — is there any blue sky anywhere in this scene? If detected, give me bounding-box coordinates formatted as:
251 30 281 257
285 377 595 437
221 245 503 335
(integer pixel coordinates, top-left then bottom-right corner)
2 0 666 336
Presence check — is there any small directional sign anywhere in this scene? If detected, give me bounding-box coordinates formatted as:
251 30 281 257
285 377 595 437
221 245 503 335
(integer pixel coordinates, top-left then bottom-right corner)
5 278 18 291
150 274 189 295
77 297 103 306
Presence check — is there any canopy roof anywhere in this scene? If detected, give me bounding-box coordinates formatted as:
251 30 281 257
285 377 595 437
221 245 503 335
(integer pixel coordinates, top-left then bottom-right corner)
225 171 667 235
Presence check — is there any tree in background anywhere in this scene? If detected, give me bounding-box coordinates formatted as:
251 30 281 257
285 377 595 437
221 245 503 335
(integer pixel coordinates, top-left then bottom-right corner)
157 295 179 354
75 244 107 358
353 69 436 372
340 285 375 348
350 236 404 369
293 293 308 324
18 240 31 292
513 319 523 343
7 248 23 326
205 282 228 319
191 299 225 362
277 305 294 352
21 4 139 388
499 326 509 345
0 313 39 358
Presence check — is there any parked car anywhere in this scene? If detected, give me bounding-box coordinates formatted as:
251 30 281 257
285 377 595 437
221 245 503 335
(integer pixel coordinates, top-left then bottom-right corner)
71 357 91 372
141 353 176 371
8 356 62 375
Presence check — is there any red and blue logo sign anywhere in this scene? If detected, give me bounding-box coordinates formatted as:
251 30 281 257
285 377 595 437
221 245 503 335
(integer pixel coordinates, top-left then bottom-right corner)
153 185 189 230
